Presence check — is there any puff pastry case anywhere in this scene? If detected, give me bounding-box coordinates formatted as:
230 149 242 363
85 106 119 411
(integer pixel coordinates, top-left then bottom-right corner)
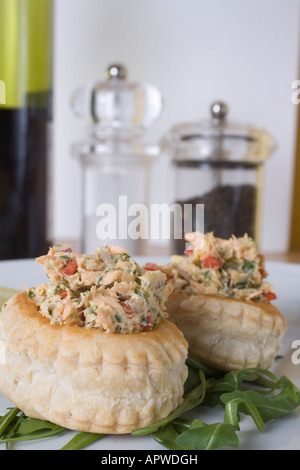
0 244 188 435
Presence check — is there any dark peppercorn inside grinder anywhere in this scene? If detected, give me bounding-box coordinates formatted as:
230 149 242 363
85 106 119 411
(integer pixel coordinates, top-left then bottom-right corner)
162 101 276 254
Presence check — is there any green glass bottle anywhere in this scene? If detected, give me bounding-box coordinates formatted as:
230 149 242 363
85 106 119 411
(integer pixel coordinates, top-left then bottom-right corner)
0 0 53 259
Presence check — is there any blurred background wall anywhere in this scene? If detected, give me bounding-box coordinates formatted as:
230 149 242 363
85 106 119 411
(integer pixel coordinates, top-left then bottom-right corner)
52 0 300 254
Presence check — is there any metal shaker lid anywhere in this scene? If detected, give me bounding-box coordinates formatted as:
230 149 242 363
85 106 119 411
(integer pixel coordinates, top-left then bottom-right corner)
162 100 276 164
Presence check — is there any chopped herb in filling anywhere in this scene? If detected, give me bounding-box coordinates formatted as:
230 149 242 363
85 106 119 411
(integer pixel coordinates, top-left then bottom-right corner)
27 244 173 333
162 232 277 302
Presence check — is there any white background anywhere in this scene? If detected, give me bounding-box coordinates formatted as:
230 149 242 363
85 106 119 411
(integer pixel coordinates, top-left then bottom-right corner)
52 0 300 253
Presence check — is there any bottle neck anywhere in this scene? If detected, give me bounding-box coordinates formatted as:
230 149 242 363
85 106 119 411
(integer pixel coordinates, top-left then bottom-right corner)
0 0 53 109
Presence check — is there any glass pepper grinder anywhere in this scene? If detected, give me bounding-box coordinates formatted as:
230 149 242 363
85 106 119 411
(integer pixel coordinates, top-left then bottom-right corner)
162 101 277 254
71 64 163 255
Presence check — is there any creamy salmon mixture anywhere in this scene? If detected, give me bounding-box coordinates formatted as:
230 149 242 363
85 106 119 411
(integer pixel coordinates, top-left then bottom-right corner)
157 232 276 302
27 245 173 333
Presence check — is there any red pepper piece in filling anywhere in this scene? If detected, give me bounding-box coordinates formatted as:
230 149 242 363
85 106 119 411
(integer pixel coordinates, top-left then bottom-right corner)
63 259 78 276
143 263 162 271
201 255 222 269
59 290 68 299
141 313 154 332
143 262 171 282
184 249 194 257
120 301 135 318
259 268 267 280
263 291 277 302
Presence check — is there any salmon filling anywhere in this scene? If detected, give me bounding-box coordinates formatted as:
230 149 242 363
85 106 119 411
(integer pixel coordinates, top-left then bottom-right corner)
162 232 277 302
27 244 173 333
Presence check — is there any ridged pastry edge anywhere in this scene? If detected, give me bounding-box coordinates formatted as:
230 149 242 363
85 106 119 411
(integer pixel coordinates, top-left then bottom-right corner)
166 292 287 371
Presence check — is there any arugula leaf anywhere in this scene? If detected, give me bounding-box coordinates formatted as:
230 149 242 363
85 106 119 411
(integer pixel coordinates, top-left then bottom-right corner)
0 408 101 450
16 417 62 436
203 367 279 407
184 367 202 395
186 352 224 378
175 420 239 450
0 408 21 437
223 397 265 432
0 411 65 445
212 367 277 392
152 417 239 451
151 423 187 450
60 432 104 450
221 385 300 425
203 368 300 435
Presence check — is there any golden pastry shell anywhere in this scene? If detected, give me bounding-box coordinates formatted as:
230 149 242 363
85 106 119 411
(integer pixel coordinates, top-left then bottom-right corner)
166 292 287 371
0 292 188 434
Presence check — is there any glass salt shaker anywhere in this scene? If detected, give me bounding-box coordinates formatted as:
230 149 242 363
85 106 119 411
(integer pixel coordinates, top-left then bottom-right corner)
162 101 276 254
71 64 163 255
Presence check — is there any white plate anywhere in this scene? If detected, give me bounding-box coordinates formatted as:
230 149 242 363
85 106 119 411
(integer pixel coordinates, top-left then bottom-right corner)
0 257 300 450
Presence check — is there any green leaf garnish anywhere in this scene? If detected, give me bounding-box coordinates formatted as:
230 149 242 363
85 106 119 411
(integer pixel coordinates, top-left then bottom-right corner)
0 408 21 437
223 397 265 432
0 412 65 445
60 432 104 450
186 352 224 378
174 420 239 450
221 378 300 424
151 422 187 450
